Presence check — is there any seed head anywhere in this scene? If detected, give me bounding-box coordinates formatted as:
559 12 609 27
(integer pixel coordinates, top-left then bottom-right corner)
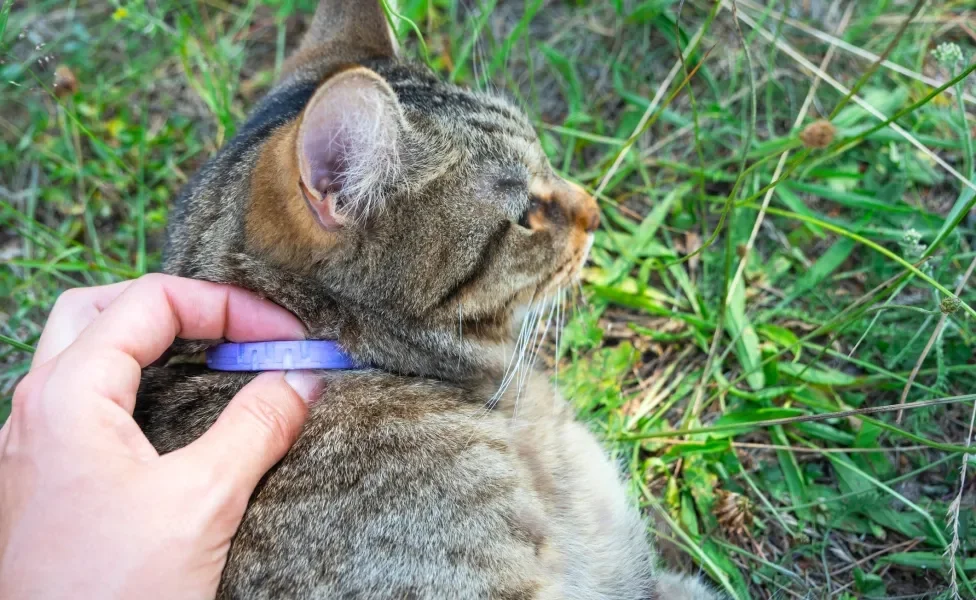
900 228 926 260
53 66 78 98
941 295 961 315
933 42 963 67
800 120 836 149
714 489 754 540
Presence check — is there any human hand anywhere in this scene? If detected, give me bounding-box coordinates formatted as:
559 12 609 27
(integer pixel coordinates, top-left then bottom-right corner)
0 274 322 600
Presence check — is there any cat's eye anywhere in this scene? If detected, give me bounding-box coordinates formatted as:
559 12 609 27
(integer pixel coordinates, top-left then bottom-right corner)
495 177 526 194
516 195 540 229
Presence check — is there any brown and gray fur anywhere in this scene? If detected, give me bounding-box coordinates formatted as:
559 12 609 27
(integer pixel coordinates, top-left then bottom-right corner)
134 2 719 598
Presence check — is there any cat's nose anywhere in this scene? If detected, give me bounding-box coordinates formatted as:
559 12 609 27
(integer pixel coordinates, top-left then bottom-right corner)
564 180 600 234
578 199 600 233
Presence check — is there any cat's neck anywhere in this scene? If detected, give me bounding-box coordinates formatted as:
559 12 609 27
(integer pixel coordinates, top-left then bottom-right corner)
201 252 512 384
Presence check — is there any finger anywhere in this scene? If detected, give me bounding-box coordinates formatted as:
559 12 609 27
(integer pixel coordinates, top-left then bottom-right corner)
0 420 9 452
68 274 307 368
169 371 322 496
47 274 307 414
32 280 136 368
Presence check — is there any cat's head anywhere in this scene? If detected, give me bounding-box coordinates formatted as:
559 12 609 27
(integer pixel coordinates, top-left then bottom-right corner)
191 1 599 379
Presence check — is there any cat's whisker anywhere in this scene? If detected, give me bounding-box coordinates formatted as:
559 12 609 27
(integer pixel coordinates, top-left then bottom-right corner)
574 279 587 307
463 300 538 448
522 294 556 394
533 292 561 390
514 294 555 420
553 288 564 407
457 300 463 369
516 296 545 388
494 293 548 402
499 297 545 410
479 297 539 421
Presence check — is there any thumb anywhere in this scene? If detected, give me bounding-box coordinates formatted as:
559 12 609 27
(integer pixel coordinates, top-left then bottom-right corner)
173 370 322 495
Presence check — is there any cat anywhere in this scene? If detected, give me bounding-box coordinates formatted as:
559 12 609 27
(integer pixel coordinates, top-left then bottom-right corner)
134 1 719 598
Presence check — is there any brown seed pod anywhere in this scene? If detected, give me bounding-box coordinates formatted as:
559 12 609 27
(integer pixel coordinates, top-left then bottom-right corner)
53 65 78 98
800 119 836 149
714 489 754 540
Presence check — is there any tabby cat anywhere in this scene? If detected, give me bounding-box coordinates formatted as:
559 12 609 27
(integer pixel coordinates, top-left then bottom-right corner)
135 2 718 598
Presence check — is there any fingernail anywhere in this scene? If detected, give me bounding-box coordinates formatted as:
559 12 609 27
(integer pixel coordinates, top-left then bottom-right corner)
284 370 323 405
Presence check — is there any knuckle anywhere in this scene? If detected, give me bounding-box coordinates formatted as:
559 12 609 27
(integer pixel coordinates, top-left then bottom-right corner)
52 286 85 311
11 371 43 418
83 351 140 399
220 486 252 519
135 272 169 290
187 463 246 516
11 379 34 416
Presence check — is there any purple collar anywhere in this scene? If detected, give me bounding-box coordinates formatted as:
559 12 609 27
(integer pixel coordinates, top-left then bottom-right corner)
205 341 356 372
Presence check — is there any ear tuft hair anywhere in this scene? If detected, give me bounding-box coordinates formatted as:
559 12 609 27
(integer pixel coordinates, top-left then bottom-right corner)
297 68 403 229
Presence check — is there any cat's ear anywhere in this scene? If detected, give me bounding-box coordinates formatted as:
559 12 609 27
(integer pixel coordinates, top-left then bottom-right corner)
297 67 403 231
299 0 398 58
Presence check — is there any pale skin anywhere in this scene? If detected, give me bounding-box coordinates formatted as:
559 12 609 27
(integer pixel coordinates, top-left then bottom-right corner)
0 274 323 599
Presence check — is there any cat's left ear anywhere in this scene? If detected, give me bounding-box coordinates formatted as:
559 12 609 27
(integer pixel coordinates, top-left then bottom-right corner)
297 67 403 231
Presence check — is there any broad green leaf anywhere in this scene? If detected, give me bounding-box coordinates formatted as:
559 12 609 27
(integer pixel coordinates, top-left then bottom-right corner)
698 539 750 600
881 552 976 571
604 184 689 284
853 421 895 479
786 181 921 215
626 0 678 23
588 284 712 331
853 568 886 596
757 324 801 361
788 237 856 301
559 304 606 352
778 362 858 386
864 508 931 545
583 273 679 305
680 491 700 535
663 439 731 458
776 184 824 237
727 385 801 403
668 261 701 315
600 204 639 233
793 422 855 445
592 230 672 258
538 44 584 120
833 87 908 129
930 184 975 255
709 408 805 438
828 453 876 501
561 343 639 413
725 279 765 390
684 454 719 531
772 426 812 521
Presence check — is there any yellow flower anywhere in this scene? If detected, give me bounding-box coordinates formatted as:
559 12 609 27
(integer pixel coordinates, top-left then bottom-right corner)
112 7 128 21
106 118 125 140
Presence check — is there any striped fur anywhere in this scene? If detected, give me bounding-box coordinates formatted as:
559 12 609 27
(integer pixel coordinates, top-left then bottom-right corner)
136 1 718 598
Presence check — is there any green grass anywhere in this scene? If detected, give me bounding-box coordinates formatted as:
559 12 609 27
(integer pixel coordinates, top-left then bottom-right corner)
3 1 976 597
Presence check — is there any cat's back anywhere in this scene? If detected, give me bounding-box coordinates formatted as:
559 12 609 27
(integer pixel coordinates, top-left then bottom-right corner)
225 371 550 599
137 368 654 600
